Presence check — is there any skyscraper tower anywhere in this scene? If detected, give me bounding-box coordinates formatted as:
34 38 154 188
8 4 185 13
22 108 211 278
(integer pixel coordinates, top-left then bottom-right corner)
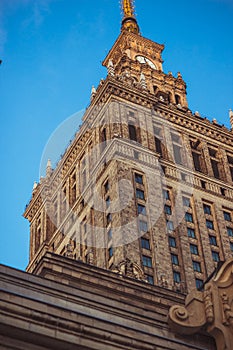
24 0 233 296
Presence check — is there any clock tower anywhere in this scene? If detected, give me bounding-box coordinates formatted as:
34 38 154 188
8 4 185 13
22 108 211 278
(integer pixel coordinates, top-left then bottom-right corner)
103 0 188 108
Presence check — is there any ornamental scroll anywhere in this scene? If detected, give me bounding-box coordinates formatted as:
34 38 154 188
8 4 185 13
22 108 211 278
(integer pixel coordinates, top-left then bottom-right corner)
168 258 233 350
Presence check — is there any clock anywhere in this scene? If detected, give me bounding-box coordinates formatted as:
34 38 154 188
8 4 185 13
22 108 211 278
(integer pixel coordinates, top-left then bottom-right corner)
136 55 156 69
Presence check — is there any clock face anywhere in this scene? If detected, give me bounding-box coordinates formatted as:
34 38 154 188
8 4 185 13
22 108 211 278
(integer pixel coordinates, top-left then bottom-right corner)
136 55 156 69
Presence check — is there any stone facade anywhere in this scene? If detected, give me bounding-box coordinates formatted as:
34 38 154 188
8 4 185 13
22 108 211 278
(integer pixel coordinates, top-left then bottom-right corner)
23 18 233 294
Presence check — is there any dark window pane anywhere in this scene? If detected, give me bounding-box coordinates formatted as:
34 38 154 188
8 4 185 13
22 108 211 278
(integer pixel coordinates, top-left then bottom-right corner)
163 190 170 201
209 235 217 246
211 159 220 179
230 242 233 252
193 261 201 272
190 244 199 255
146 275 154 285
206 220 214 230
227 155 233 165
173 271 181 283
107 213 112 224
108 247 113 258
101 128 107 150
196 279 203 289
185 212 193 223
173 144 182 164
183 197 190 207
106 196 110 208
136 189 145 200
129 124 137 141
135 173 143 184
138 204 146 215
155 137 162 155
203 204 211 215
224 211 231 222
212 251 220 262
171 254 179 265
209 148 217 157
230 167 233 181
192 151 201 172
142 255 152 267
164 205 172 215
141 238 150 250
227 227 233 237
187 228 196 238
169 237 176 248
104 181 109 193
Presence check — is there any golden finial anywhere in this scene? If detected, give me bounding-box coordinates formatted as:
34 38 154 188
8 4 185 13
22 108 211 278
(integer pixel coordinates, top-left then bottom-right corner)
121 0 140 34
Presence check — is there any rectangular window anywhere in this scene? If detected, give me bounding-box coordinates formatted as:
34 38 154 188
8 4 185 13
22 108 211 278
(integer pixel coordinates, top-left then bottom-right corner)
211 159 220 179
107 213 112 225
203 204 211 215
141 238 150 250
193 261 201 272
138 204 146 215
206 220 214 230
167 220 174 231
212 251 220 262
227 155 233 181
155 137 162 155
146 275 154 285
227 227 233 237
196 279 203 289
192 151 201 172
139 220 148 232
171 254 179 265
135 173 143 185
164 205 172 215
173 271 181 283
185 212 193 223
209 235 217 246
224 211 231 222
173 144 182 165
136 189 145 200
106 196 110 208
183 197 190 207
187 228 196 238
169 237 176 248
190 244 199 255
142 255 152 267
230 242 233 252
129 124 137 141
171 133 181 143
163 189 170 201
108 247 113 258
104 181 109 193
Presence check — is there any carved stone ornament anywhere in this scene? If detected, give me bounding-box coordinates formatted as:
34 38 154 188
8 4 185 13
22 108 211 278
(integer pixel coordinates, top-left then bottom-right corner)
111 258 146 281
168 258 233 350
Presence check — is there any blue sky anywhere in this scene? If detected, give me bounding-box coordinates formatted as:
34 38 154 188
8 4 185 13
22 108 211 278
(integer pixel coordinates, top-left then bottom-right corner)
0 0 233 271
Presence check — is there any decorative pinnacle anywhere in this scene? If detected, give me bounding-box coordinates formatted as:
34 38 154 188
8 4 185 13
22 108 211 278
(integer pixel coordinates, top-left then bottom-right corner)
121 0 140 34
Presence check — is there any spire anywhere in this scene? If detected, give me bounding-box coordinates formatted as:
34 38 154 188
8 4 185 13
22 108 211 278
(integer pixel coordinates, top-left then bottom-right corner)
46 159 52 177
121 0 140 34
